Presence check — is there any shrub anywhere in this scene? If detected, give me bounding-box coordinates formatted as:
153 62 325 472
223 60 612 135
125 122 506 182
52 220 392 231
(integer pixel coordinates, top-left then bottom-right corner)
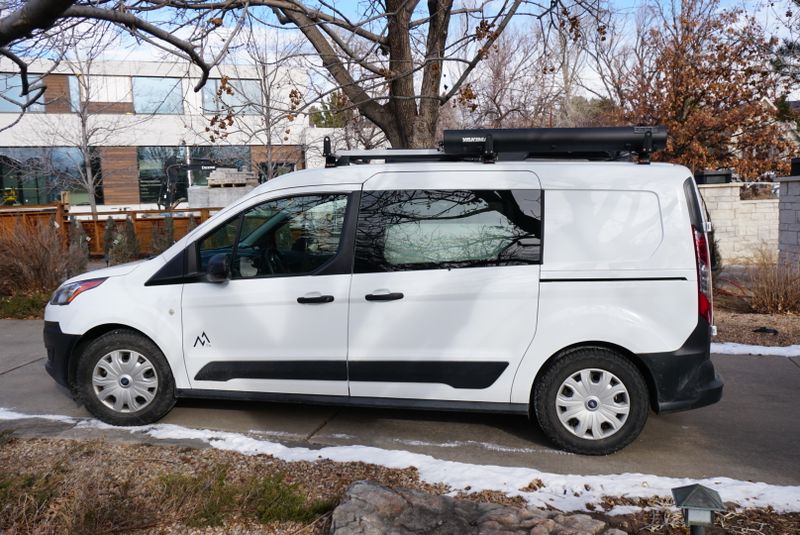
0 217 68 297
0 293 50 319
102 216 115 260
151 215 175 254
105 216 141 266
744 248 800 314
66 218 89 277
124 216 140 259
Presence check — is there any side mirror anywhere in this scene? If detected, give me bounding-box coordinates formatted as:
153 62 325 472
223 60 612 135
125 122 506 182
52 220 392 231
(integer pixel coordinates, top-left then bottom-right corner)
206 253 230 283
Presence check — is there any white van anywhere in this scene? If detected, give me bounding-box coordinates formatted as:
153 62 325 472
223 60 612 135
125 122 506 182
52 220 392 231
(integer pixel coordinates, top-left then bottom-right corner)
43 127 722 454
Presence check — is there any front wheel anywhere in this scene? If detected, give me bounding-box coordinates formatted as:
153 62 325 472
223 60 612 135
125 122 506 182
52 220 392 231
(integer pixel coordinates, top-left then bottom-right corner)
533 347 649 455
76 330 176 426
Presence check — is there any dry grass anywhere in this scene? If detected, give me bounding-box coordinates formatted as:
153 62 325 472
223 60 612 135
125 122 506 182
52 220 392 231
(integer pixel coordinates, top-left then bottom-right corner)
744 249 800 314
599 505 800 535
714 310 800 346
0 436 435 534
0 218 89 317
0 436 797 535
714 248 800 315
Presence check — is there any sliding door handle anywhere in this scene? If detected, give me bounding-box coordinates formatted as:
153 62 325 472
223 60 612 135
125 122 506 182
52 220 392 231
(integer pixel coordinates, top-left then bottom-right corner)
297 294 334 304
365 292 404 302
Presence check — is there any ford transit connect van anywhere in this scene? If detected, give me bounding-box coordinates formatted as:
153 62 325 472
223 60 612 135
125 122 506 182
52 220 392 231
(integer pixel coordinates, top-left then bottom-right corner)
43 127 722 454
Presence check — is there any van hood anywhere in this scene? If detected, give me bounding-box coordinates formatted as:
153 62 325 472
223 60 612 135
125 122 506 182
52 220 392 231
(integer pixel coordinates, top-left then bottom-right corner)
65 259 149 284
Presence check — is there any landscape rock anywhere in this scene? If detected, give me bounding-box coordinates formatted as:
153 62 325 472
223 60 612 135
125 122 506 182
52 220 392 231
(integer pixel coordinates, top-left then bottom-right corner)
330 481 624 535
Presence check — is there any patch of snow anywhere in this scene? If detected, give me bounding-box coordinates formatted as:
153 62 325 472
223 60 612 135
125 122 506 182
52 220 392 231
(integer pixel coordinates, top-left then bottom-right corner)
605 505 654 516
712 342 800 357
248 429 306 440
2 409 799 513
391 438 568 455
0 407 77 424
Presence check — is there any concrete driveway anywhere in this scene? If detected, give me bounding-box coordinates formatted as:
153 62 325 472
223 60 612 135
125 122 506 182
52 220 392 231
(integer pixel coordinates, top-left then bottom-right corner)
1 319 798 486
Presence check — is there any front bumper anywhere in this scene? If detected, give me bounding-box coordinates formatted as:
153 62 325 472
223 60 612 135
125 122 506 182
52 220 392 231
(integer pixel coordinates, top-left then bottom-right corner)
638 317 723 414
43 321 80 388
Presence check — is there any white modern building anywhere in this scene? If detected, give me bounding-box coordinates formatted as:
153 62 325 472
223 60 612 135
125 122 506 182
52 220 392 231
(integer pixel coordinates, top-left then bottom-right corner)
0 59 332 207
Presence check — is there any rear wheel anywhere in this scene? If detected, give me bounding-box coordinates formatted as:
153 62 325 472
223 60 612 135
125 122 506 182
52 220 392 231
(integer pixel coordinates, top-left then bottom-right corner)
533 347 649 455
76 330 176 426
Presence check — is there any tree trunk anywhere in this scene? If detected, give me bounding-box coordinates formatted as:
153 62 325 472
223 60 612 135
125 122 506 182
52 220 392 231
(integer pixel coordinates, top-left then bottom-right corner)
83 152 98 221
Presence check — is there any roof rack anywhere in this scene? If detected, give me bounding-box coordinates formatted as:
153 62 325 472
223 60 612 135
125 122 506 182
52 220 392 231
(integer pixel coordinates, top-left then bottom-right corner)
323 126 667 167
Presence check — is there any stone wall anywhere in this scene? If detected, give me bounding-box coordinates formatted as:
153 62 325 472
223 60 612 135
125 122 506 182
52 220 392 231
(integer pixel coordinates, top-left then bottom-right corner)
698 183 778 264
779 177 800 265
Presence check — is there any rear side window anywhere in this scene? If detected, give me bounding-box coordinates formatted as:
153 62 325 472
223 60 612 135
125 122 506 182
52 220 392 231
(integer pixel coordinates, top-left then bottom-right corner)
683 177 705 228
355 189 542 273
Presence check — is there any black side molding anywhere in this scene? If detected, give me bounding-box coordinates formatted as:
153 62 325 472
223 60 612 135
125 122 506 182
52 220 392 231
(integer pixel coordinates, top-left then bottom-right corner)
194 360 509 389
349 361 508 389
541 277 687 283
195 361 347 382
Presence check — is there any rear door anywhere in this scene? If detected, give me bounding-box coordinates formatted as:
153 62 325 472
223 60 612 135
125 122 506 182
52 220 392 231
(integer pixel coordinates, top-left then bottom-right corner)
347 170 543 403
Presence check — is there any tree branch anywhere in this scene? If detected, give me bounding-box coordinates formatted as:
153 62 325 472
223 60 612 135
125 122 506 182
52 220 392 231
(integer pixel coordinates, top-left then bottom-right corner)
275 5 393 135
0 0 75 47
62 4 211 91
442 0 523 103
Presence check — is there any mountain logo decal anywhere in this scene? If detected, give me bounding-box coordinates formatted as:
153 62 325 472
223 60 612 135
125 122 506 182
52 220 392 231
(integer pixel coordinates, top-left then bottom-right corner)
193 332 211 347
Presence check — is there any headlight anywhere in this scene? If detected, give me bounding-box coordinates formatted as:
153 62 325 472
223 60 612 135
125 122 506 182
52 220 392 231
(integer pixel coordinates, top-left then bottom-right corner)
50 278 107 306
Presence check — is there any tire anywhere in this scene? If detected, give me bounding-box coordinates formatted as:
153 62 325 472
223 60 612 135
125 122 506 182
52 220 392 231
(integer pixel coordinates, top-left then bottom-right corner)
533 347 649 455
76 329 176 426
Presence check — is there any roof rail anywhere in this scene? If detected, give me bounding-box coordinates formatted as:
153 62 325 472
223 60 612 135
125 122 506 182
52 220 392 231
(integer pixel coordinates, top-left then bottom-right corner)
323 126 667 167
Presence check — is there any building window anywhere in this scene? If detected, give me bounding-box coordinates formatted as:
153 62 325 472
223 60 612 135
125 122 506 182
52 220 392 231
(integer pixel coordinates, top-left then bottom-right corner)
257 161 295 182
137 146 187 203
132 77 184 114
0 147 83 205
0 73 44 113
190 145 251 186
202 78 262 115
68 76 80 112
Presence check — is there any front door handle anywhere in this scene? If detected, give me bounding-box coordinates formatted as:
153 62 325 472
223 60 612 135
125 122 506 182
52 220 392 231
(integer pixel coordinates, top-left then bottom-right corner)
297 294 334 304
365 292 404 301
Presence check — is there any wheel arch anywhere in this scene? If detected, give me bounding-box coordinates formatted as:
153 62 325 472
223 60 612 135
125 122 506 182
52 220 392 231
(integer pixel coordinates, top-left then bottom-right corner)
68 324 161 389
529 341 658 414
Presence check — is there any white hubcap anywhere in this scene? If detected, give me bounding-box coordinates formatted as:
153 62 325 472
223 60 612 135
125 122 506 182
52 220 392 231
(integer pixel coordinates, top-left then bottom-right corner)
555 368 630 440
92 350 158 413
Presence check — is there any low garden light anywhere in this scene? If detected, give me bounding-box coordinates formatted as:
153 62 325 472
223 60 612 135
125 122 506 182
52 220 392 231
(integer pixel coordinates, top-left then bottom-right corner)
671 483 726 534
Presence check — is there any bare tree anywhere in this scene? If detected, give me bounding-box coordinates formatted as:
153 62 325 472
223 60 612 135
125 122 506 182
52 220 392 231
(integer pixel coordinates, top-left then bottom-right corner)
0 0 605 149
197 21 307 180
461 29 561 128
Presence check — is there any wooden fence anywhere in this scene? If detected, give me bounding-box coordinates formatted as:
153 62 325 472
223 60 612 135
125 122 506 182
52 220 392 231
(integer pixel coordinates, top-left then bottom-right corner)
0 203 222 257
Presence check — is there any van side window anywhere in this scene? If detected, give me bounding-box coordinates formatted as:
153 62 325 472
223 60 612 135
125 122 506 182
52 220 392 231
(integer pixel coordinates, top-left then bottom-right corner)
197 218 240 273
208 194 348 279
355 189 542 273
